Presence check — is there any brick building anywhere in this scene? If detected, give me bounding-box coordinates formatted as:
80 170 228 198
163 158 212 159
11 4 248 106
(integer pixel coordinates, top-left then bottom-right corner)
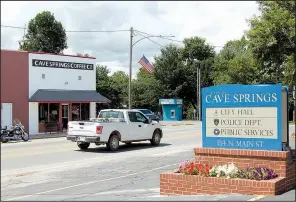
0 49 110 135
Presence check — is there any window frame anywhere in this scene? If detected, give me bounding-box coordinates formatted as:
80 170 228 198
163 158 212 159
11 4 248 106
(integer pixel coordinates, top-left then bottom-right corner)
128 111 148 123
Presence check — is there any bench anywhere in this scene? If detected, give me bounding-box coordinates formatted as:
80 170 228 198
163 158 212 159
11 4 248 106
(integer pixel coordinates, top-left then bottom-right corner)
44 122 61 134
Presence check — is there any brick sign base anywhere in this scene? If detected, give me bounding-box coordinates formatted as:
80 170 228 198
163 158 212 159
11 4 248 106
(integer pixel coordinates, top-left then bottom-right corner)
160 148 295 196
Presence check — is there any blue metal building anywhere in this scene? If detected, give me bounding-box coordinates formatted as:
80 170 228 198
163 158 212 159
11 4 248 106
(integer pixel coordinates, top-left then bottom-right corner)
159 99 183 121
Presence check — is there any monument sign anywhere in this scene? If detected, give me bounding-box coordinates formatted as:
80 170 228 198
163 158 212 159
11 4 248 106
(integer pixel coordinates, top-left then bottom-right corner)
202 84 287 151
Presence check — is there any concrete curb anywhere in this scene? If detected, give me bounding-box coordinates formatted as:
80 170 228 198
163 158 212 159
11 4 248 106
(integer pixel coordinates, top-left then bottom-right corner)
30 134 66 140
161 124 195 127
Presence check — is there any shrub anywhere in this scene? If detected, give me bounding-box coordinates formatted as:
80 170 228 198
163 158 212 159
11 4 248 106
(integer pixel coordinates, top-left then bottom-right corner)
179 161 211 176
178 160 191 173
209 163 240 178
242 167 278 181
177 161 278 181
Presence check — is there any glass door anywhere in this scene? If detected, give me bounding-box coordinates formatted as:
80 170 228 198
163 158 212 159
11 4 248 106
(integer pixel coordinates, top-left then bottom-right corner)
62 104 69 129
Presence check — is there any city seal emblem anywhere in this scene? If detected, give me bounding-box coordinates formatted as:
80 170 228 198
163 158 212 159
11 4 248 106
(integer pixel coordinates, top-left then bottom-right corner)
214 119 219 126
213 129 220 136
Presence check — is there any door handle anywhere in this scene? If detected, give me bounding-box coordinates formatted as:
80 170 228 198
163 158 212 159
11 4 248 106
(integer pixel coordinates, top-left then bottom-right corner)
138 125 141 127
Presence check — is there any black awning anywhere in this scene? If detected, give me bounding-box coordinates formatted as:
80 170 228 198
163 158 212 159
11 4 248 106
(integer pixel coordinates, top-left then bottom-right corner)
29 89 111 103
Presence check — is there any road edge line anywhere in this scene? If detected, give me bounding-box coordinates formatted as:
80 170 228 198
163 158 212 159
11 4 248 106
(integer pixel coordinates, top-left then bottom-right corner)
247 195 266 201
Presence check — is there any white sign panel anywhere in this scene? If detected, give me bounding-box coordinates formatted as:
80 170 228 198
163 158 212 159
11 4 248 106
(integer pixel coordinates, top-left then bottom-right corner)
205 107 278 139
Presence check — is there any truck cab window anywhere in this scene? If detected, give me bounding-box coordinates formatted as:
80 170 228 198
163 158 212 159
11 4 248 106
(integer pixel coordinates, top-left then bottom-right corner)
99 111 124 119
128 112 147 123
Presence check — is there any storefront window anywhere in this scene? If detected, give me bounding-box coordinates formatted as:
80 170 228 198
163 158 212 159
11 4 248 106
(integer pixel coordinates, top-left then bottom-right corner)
72 103 80 121
38 103 59 123
39 103 49 122
81 103 90 120
49 103 59 122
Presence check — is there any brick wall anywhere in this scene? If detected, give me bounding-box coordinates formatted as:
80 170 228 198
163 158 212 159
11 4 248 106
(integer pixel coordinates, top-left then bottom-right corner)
160 171 286 195
160 148 295 196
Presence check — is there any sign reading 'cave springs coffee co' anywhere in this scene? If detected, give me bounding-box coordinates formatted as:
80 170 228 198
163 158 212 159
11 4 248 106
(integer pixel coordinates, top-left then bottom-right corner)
32 59 94 70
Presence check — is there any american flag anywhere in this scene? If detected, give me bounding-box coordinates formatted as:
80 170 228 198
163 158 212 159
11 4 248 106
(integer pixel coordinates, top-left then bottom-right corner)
138 55 154 73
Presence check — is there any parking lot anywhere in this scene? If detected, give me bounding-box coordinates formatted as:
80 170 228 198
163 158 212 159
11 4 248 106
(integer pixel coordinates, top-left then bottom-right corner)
1 122 295 201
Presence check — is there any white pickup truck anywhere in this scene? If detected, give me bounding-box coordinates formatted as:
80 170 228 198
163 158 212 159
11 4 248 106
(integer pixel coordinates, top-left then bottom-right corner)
66 109 163 151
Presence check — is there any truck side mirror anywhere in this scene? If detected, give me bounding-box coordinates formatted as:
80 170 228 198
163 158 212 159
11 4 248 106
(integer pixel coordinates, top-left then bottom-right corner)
144 118 151 124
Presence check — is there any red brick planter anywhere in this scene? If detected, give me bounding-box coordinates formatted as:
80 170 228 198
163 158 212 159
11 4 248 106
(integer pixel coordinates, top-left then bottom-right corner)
160 148 295 196
160 170 286 195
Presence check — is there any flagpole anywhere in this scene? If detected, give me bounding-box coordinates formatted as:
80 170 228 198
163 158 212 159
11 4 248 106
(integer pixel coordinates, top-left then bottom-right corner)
128 27 133 109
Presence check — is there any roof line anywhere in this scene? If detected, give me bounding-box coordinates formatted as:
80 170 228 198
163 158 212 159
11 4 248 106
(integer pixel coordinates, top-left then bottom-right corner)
1 49 96 59
29 51 96 59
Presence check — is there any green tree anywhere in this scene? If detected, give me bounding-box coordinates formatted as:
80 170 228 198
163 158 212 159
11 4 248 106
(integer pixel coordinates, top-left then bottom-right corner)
212 37 259 85
153 38 215 111
247 1 295 84
181 37 216 109
153 44 187 100
96 65 121 108
19 11 68 54
110 71 129 107
132 68 161 111
182 36 216 63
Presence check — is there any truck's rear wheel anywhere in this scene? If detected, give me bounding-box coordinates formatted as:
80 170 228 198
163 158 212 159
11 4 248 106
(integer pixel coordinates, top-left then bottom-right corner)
107 135 119 151
150 130 161 146
77 142 90 150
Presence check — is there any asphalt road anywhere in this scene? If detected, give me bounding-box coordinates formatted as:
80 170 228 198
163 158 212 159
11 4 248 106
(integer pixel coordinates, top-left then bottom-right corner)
1 124 295 201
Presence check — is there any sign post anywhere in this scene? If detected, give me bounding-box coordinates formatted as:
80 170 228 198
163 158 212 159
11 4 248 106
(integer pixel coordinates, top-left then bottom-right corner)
293 85 296 140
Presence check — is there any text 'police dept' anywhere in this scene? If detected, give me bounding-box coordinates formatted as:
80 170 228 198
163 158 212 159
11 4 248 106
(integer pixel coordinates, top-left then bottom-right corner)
32 59 94 70
205 92 277 104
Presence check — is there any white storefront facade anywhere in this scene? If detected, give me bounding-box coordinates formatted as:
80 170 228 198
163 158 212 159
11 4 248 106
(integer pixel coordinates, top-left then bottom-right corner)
28 52 109 134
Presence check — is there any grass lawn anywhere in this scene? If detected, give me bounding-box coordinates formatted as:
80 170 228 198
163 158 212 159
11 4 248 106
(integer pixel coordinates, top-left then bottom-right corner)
290 121 295 125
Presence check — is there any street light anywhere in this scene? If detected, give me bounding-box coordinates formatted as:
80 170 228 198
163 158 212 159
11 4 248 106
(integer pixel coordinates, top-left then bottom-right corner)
293 84 296 136
194 59 201 121
128 27 175 109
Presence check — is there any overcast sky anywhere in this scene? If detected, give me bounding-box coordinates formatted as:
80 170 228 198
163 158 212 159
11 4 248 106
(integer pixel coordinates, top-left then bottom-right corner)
1 1 259 76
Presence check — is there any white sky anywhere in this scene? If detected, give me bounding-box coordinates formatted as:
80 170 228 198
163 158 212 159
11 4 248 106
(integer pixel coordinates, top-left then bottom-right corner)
1 1 259 76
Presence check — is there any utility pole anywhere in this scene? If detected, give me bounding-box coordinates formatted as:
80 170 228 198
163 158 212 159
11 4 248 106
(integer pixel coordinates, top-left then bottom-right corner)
128 27 133 109
127 29 174 109
198 64 201 121
196 61 198 121
194 59 200 121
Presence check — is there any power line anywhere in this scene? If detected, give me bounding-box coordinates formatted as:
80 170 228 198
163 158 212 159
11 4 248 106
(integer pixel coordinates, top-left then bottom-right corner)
1 24 130 33
2 24 224 47
1 25 26 29
66 29 129 33
134 29 224 47
134 31 165 48
134 29 183 43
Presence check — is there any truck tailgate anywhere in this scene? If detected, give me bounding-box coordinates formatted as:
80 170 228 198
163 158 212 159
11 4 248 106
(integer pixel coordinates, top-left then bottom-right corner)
68 121 99 136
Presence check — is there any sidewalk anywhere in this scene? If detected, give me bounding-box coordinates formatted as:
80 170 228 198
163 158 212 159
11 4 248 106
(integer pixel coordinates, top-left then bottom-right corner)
160 120 200 126
28 121 199 140
30 132 67 140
